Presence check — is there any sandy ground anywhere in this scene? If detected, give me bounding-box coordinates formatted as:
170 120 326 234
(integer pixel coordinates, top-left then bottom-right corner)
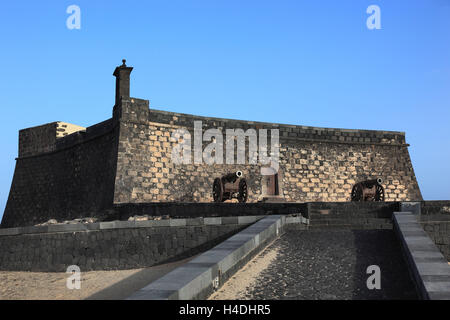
208 243 279 300
0 269 141 300
0 257 194 300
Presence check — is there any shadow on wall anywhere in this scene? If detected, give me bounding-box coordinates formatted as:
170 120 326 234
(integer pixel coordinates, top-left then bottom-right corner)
351 230 418 300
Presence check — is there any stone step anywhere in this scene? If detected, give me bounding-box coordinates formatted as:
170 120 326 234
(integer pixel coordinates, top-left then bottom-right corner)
307 217 392 229
258 196 287 203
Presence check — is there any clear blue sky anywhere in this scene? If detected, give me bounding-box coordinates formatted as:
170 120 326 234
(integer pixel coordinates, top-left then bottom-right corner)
1 0 449 220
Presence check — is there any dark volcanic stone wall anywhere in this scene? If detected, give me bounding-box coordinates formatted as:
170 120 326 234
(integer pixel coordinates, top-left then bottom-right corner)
0 222 247 272
422 222 450 261
419 201 450 260
1 120 119 228
305 202 399 229
18 123 58 157
112 202 307 221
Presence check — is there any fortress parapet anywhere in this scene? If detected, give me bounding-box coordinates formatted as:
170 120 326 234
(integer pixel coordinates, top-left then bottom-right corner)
19 122 86 158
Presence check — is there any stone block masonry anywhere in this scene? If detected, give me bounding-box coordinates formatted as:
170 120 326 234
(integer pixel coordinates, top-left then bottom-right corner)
0 216 260 272
1 61 423 228
114 106 422 204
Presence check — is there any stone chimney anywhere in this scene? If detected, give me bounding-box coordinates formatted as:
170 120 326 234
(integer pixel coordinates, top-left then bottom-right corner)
113 59 133 106
112 60 149 123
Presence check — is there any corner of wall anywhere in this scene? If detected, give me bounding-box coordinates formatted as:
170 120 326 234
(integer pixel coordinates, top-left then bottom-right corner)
112 97 151 204
113 97 150 124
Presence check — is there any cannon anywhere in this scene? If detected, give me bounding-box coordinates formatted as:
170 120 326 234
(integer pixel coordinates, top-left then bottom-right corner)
351 178 385 202
213 171 248 203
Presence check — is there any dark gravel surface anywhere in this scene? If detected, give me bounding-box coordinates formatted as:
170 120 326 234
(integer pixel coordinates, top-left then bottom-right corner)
244 229 418 300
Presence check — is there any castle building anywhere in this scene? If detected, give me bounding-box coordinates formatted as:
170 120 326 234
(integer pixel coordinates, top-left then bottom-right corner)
1 61 422 228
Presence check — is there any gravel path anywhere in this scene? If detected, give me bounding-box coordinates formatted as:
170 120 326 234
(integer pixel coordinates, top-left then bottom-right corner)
211 229 418 300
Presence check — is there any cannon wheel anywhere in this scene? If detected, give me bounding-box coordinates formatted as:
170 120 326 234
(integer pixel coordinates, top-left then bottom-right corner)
238 179 248 203
375 184 385 201
213 178 223 203
351 183 363 201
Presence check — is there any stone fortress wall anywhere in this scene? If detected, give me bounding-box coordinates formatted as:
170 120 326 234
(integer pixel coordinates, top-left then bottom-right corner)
115 106 422 204
1 61 422 228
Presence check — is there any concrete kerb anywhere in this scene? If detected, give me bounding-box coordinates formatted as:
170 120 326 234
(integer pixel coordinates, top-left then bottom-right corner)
393 211 450 300
126 215 290 300
400 202 421 216
0 215 265 237
285 215 309 225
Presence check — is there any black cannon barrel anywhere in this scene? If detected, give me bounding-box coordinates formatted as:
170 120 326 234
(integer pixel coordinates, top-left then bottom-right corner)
222 171 243 183
362 178 383 186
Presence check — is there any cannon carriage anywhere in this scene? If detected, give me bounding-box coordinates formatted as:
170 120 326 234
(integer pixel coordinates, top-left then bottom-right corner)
212 171 248 203
351 178 385 202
